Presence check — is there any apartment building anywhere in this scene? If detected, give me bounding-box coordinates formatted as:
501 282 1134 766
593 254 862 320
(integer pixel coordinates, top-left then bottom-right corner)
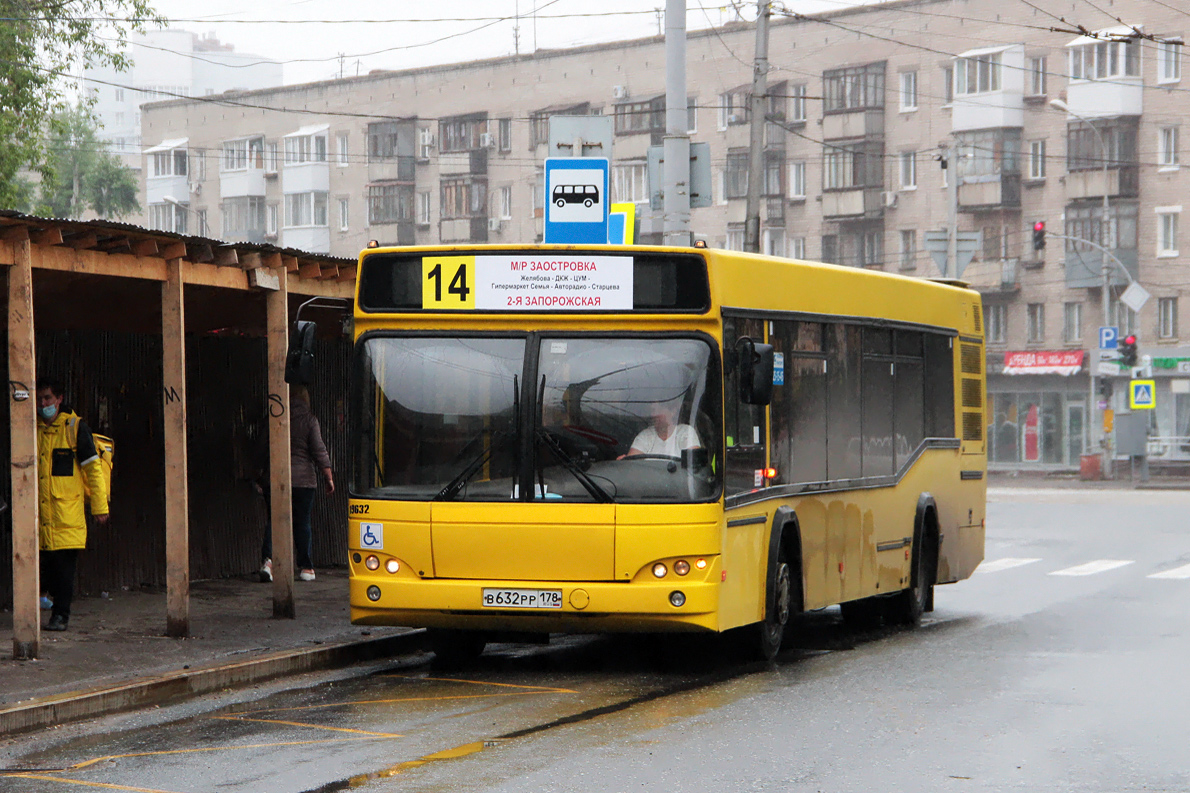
138 0 1188 471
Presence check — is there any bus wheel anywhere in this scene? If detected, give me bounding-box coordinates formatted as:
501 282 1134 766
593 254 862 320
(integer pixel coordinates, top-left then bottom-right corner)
428 628 487 668
886 529 936 626
749 554 791 663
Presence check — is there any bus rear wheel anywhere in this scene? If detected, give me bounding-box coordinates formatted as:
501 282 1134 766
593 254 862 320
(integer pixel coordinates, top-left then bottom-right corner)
886 528 936 626
427 628 487 668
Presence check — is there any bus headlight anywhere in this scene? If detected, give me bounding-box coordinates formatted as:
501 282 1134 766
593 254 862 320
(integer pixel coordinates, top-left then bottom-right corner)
674 560 690 576
365 555 380 571
385 559 400 574
367 586 382 601
695 559 707 570
669 591 686 607
652 563 668 578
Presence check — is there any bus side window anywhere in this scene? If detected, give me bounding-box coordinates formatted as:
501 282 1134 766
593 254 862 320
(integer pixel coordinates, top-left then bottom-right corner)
724 317 768 495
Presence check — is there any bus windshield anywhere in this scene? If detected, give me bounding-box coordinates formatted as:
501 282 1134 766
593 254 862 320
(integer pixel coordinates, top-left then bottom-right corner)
353 335 721 503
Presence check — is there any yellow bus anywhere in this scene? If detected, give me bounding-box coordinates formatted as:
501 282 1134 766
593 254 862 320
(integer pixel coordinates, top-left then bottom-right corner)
347 244 986 664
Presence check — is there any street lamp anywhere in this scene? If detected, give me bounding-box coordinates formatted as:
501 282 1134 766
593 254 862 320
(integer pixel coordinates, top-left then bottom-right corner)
162 195 208 236
1049 98 1112 476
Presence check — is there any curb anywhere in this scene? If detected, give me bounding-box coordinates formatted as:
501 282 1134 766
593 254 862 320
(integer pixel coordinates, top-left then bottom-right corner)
0 629 426 738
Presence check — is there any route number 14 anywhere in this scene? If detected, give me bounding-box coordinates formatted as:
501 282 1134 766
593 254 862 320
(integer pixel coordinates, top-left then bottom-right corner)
422 256 476 309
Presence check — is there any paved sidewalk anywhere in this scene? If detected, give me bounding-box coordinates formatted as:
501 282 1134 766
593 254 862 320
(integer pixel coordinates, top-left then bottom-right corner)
0 568 420 735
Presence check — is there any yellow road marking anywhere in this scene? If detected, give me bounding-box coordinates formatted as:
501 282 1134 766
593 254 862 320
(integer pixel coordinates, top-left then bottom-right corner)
383 675 578 694
232 691 549 716
213 715 402 737
65 738 382 771
0 773 180 793
347 740 490 785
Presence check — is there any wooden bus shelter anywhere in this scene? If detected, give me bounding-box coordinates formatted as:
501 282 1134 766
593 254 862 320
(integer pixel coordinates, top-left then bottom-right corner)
0 211 356 660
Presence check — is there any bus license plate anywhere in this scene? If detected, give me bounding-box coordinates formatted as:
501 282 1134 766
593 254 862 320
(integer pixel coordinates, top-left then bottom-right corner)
482 588 563 609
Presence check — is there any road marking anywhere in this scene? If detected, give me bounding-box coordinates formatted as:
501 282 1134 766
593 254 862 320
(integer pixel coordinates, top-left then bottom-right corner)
1148 563 1190 579
1049 559 1134 576
0 773 179 793
214 715 403 737
976 557 1042 573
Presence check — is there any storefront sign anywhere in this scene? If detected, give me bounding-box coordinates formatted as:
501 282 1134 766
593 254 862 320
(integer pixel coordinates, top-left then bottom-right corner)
1002 350 1085 376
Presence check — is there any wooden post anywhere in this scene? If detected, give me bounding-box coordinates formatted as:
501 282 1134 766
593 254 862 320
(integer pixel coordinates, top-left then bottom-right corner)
162 258 190 637
8 233 39 660
267 274 295 618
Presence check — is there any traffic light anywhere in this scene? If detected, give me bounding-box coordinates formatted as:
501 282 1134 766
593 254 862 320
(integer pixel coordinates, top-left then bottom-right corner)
1032 220 1046 251
1098 379 1114 399
1120 335 1138 367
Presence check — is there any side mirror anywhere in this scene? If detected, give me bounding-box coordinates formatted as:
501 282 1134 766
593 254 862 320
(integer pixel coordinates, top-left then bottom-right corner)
737 337 774 406
285 321 317 385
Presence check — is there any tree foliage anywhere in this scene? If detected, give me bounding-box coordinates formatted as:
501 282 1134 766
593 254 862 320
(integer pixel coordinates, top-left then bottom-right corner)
33 105 139 219
0 0 163 209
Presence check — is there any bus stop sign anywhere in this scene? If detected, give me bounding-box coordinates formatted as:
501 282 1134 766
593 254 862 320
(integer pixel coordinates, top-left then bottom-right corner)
543 157 609 244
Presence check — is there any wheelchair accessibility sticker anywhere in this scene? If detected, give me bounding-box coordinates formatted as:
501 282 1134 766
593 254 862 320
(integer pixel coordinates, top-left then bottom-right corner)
360 522 384 550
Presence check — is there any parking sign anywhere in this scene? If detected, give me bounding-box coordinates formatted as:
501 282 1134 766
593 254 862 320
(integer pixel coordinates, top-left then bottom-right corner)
1099 326 1119 349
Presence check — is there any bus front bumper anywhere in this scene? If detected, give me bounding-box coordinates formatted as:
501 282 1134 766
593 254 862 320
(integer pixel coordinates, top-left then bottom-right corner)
349 575 722 634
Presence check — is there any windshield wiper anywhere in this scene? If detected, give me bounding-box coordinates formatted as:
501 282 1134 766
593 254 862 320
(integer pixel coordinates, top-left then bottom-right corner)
535 427 613 503
436 378 520 501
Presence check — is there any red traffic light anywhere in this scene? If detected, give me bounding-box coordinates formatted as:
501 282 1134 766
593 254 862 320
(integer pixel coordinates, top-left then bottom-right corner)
1124 335 1137 345
1034 221 1045 231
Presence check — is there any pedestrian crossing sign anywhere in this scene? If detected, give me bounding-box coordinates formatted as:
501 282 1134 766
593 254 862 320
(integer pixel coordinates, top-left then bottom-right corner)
1129 379 1156 410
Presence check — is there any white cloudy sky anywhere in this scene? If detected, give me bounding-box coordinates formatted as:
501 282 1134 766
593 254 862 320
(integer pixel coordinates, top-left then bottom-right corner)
140 0 858 86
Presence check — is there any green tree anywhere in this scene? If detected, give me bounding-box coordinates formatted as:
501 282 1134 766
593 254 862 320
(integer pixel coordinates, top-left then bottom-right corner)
0 0 162 209
37 106 139 219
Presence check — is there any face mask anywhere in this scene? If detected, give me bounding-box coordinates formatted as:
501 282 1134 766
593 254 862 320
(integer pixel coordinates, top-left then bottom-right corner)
40 405 58 420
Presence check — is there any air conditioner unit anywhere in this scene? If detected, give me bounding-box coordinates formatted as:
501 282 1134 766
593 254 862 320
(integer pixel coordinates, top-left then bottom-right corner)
882 191 898 208
487 217 502 232
479 132 495 149
728 113 743 124
612 85 629 100
190 182 202 196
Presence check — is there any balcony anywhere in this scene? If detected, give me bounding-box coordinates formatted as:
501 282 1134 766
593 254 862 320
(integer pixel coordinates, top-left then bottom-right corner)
368 156 416 184
822 109 884 141
439 217 489 243
438 149 488 177
950 45 1025 132
1064 248 1137 289
282 227 330 254
282 161 329 194
958 174 1021 210
220 168 266 198
822 187 883 220
1065 167 1139 200
765 197 785 226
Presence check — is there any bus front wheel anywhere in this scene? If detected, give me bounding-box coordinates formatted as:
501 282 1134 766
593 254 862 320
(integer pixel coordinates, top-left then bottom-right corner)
748 552 791 664
428 628 487 668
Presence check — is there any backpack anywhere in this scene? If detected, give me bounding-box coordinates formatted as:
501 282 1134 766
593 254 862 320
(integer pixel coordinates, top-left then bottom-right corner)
68 418 115 502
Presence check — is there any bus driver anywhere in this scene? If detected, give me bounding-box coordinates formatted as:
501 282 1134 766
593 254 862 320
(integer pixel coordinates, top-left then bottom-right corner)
621 399 701 458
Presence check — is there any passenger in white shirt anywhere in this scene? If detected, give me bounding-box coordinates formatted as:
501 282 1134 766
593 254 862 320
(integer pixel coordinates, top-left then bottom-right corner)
621 401 701 458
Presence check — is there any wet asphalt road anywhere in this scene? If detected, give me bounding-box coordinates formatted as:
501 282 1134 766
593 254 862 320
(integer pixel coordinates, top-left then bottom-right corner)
3 487 1189 793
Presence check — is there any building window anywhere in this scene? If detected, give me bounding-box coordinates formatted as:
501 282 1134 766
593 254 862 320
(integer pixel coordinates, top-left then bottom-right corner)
614 96 665 135
498 118 512 152
529 103 590 147
860 230 883 267
367 184 413 225
899 230 916 270
789 84 807 122
821 235 838 264
1064 302 1082 343
763 151 783 196
1158 40 1183 83
1111 297 1139 335
900 71 918 110
266 204 278 236
416 191 431 225
337 132 349 166
151 149 188 177
942 66 954 103
284 192 328 227
789 236 806 259
338 197 349 231
900 151 916 189
440 114 488 152
687 98 698 133
725 151 749 199
1158 210 1180 257
1066 201 1138 254
1027 303 1045 343
499 185 512 219
956 128 1021 178
1159 297 1179 339
114 88 124 102
284 133 327 164
148 202 187 234
986 304 1006 343
613 162 648 204
824 141 881 190
1160 127 1180 168
1069 38 1140 81
418 127 434 159
788 161 806 199
762 229 784 257
1028 56 1047 95
719 89 750 128
955 51 1002 95
823 62 885 113
221 196 265 236
222 137 264 171
726 227 745 251
195 209 207 236
1029 140 1047 179
266 142 278 172
440 177 486 219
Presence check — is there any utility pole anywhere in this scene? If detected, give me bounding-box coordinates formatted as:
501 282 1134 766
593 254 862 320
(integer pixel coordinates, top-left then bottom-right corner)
744 1 770 254
946 143 959 278
662 0 691 246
